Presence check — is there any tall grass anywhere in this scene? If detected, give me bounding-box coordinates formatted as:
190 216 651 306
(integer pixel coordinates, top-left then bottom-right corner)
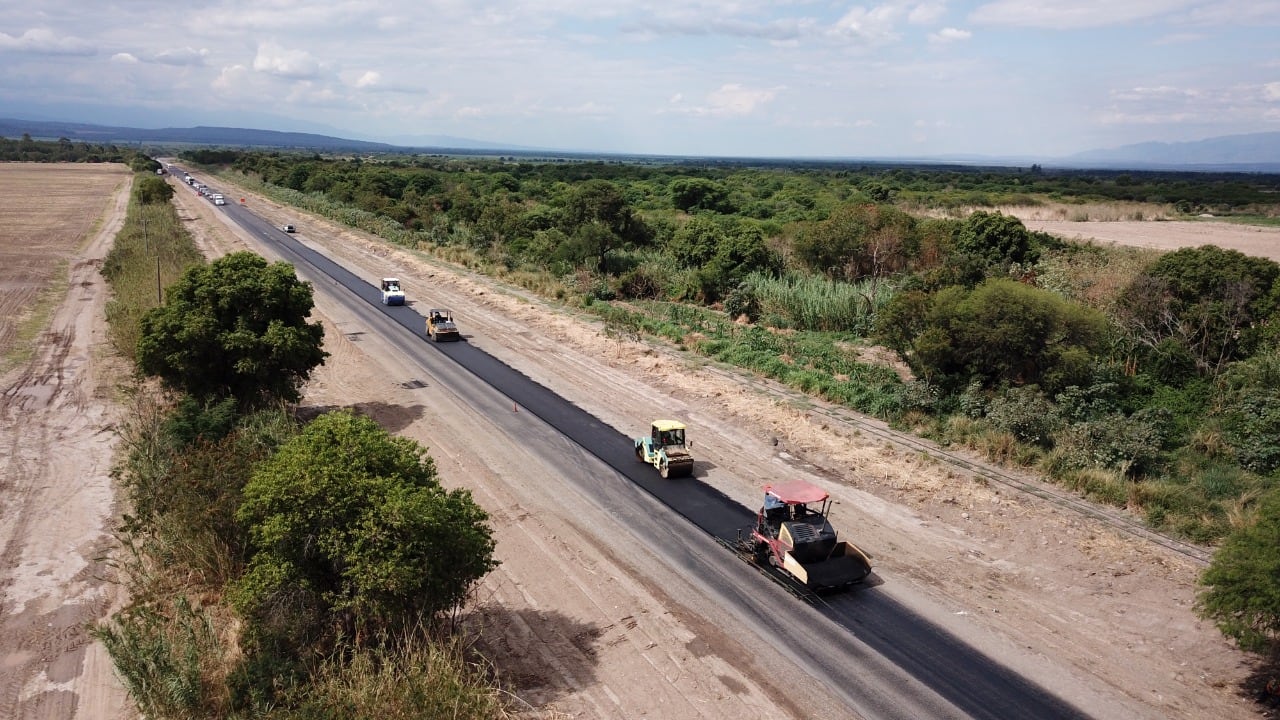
101 180 204 360
272 637 519 720
93 597 233 720
746 271 891 333
591 300 908 417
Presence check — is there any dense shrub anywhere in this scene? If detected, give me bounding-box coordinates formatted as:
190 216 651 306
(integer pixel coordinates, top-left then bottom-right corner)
234 411 497 651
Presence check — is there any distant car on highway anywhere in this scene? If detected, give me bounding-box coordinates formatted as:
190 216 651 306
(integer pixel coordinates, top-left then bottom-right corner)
282 224 296 233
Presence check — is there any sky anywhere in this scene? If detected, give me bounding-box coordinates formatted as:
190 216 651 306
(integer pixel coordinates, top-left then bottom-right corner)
2 0 1279 158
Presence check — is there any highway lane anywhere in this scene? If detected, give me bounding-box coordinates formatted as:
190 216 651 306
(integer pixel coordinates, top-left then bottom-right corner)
189 171 1090 720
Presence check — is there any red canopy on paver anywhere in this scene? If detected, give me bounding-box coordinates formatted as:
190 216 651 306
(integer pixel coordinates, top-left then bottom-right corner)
763 480 829 506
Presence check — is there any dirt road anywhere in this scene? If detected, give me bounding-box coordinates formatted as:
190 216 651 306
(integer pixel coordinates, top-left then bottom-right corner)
0 165 132 719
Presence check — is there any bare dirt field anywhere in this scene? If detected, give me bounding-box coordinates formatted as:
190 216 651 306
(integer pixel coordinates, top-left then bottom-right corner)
0 164 132 373
0 164 133 719
1016 214 1280 262
3 161 1272 720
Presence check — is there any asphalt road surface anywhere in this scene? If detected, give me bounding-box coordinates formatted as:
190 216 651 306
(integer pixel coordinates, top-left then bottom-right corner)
187 172 1089 720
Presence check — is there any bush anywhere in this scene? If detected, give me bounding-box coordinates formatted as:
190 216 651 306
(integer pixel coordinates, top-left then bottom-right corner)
137 252 328 408
234 411 497 651
986 386 1059 445
1054 412 1164 476
722 281 759 321
1198 489 1280 652
94 598 231 719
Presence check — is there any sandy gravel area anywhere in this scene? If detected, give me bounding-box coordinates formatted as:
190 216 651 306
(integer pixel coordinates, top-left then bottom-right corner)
1019 217 1280 262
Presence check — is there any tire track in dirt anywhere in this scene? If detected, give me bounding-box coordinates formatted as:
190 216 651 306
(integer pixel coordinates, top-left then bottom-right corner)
0 173 133 720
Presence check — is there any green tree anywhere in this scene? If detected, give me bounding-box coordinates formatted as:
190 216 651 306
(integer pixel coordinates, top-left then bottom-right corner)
793 204 917 282
1215 349 1280 473
559 179 649 271
137 252 327 407
954 211 1034 268
1118 245 1280 374
670 177 733 213
896 279 1108 393
134 175 174 205
235 411 497 645
668 215 725 268
1199 489 1280 653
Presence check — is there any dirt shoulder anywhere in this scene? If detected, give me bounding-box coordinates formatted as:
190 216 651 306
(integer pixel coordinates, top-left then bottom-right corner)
188 177 1261 719
0 164 134 720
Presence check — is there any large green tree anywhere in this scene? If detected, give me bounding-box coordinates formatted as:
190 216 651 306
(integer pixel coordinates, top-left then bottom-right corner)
954 211 1035 269
137 252 327 407
885 279 1109 392
134 175 174 205
1199 490 1280 653
235 411 497 645
1118 245 1280 375
793 203 918 282
670 177 733 213
559 179 650 271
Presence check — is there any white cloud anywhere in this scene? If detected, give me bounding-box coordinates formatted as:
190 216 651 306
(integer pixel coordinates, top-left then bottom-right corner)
970 0 1198 29
152 47 209 67
622 16 812 41
252 42 321 79
830 5 905 44
909 2 949 24
1151 32 1204 45
929 27 971 43
1112 85 1201 102
355 71 381 88
212 64 252 93
1184 0 1280 25
702 83 779 116
111 52 138 64
0 28 94 56
1098 81 1280 127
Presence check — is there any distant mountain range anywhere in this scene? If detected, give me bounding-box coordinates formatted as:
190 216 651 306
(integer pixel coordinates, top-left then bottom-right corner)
1063 132 1280 172
4 116 1280 171
0 117 517 153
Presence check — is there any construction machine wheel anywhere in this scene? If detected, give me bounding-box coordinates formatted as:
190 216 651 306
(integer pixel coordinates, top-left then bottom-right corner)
663 459 694 478
635 444 645 461
660 463 670 479
753 541 769 563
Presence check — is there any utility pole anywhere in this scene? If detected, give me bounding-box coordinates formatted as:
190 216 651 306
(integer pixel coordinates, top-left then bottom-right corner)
142 214 161 304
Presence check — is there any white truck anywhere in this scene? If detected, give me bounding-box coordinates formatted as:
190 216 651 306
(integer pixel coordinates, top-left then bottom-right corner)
212 193 225 206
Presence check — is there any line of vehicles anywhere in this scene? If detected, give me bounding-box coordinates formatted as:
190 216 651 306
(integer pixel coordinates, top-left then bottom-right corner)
178 170 226 205
377 277 460 342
